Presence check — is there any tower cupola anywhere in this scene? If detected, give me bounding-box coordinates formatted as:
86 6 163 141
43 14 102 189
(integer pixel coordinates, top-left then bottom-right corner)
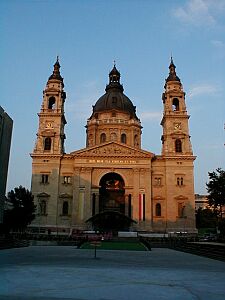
109 63 120 83
48 56 63 82
166 57 180 83
105 64 124 93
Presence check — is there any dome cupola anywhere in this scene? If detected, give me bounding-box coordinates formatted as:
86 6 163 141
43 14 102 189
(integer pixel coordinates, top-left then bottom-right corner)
109 63 121 83
92 64 138 119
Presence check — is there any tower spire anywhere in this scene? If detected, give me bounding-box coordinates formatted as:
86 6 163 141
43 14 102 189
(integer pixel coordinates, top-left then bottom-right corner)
48 57 63 81
166 57 180 83
170 54 174 65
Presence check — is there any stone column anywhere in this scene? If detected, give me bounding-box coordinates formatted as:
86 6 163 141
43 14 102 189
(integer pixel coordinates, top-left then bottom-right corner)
125 194 129 216
132 168 140 221
72 168 80 227
95 193 99 214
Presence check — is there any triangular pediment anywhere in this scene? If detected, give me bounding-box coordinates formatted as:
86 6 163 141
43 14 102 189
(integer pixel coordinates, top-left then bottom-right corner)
59 193 73 198
175 195 188 201
37 192 50 198
70 142 154 158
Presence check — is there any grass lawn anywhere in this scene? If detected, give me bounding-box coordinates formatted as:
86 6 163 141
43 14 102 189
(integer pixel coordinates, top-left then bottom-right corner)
80 241 147 251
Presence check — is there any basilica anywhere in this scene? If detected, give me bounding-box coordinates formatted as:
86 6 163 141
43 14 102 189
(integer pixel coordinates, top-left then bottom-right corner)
30 58 196 234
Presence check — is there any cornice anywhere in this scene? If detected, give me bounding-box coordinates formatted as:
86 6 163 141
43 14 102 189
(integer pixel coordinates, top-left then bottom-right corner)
30 153 63 159
31 152 196 161
161 113 190 120
154 155 196 161
38 112 64 117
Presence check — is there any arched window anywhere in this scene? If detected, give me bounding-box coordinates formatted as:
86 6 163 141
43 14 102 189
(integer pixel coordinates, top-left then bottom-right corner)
175 139 182 152
40 200 47 215
48 96 56 109
100 133 106 143
172 98 179 111
41 174 49 184
62 201 69 215
156 203 161 217
44 137 51 150
177 177 184 186
121 133 127 144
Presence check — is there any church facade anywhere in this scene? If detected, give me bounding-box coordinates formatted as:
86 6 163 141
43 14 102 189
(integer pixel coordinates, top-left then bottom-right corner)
30 58 196 234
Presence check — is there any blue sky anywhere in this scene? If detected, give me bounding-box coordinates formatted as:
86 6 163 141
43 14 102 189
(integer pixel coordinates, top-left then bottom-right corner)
1 0 224 194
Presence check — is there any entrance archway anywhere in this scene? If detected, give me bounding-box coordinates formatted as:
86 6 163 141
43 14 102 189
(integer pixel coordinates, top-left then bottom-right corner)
99 172 125 213
87 172 136 232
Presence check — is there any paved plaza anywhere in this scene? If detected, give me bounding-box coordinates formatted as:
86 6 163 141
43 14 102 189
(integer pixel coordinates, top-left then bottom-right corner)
0 246 225 300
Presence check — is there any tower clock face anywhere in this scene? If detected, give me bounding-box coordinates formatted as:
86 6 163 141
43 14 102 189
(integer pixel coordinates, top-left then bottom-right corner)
174 122 181 130
46 122 53 128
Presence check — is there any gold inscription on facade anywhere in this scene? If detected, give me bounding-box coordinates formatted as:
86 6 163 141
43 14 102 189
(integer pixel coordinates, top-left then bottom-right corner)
88 159 137 164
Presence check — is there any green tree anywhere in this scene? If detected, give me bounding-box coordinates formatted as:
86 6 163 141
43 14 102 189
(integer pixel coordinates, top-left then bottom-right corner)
206 168 225 219
218 219 225 237
196 208 217 229
3 186 36 232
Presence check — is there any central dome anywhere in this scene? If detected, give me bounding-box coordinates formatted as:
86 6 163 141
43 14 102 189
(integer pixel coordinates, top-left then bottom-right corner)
92 65 138 119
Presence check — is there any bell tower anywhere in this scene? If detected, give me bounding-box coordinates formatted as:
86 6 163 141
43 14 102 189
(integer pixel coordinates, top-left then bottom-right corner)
161 58 193 156
33 57 66 155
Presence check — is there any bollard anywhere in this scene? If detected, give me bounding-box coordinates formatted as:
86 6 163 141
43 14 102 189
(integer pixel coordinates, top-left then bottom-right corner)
90 241 101 258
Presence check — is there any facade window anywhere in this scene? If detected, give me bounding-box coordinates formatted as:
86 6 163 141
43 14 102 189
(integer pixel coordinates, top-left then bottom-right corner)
178 202 185 218
39 200 47 215
112 112 116 117
48 96 56 109
156 203 161 216
41 174 49 184
44 137 51 151
177 177 184 186
172 98 179 111
63 176 71 184
121 133 127 144
100 133 106 143
62 201 69 215
154 177 162 186
175 139 182 152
